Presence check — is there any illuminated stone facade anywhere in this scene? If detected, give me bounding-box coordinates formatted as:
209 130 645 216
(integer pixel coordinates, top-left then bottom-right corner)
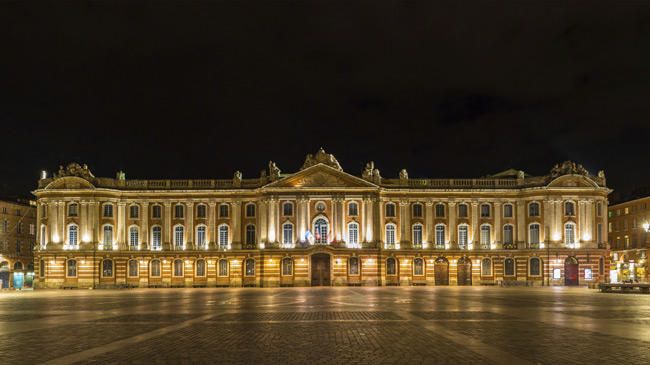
33 150 611 288
0 199 36 289
608 196 650 282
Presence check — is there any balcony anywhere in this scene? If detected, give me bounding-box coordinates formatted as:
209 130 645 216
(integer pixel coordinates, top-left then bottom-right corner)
503 242 518 250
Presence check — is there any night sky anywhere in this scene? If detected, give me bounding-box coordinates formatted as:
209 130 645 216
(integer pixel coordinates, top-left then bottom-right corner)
2 2 650 202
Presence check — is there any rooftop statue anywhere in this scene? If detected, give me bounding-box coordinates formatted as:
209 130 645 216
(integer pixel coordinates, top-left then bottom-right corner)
550 161 590 178
301 147 343 171
56 163 95 180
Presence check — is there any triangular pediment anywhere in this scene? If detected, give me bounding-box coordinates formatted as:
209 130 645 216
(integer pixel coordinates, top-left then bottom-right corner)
264 164 377 188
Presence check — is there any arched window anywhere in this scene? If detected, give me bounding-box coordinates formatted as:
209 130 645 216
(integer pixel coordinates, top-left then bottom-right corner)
129 226 139 249
196 225 207 249
246 225 256 245
412 203 423 218
150 260 161 277
219 204 229 218
245 203 256 217
504 258 515 276
13 262 23 271
413 257 424 276
282 223 294 245
282 257 293 276
173 259 183 277
68 203 78 217
129 205 139 219
102 259 113 277
151 226 162 250
349 257 360 275
348 222 359 245
348 202 358 216
480 203 491 218
458 224 468 249
218 259 229 277
564 201 575 216
174 204 184 218
386 257 397 275
174 225 184 248
128 259 138 277
503 203 513 218
68 224 78 246
528 202 540 217
481 258 492 276
385 224 396 246
385 203 396 217
480 224 491 248
503 224 514 245
66 260 76 277
283 202 293 216
218 225 229 248
565 223 576 246
103 225 113 248
435 224 446 247
314 218 328 244
196 204 207 218
412 224 423 247
529 257 541 276
458 203 468 218
435 203 445 217
196 259 206 277
245 258 255 276
529 224 540 246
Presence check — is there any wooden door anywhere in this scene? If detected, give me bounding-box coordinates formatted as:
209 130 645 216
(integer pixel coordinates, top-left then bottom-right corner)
311 254 331 286
434 263 449 285
457 263 472 286
565 262 579 286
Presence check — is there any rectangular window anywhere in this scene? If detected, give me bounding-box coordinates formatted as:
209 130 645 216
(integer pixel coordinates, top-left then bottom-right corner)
68 204 78 217
196 205 207 218
67 260 77 277
196 226 206 248
504 204 513 218
283 203 294 216
385 204 395 217
349 258 359 275
283 224 293 245
480 204 490 218
219 204 229 218
173 260 183 277
129 205 139 219
435 225 445 246
18 223 23 234
39 259 45 278
348 203 358 216
458 225 468 249
503 225 514 245
413 204 423 218
152 205 162 218
458 204 468 218
175 205 184 218
597 223 603 244
282 259 293 276
529 224 540 245
128 260 139 277
412 225 422 246
435 204 445 218
29 224 35 235
596 202 602 217
385 225 395 245
348 224 358 244
103 204 113 217
246 204 256 217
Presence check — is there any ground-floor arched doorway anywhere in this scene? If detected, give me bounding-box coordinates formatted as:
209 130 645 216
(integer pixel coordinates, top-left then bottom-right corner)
434 257 449 285
565 256 579 286
311 253 331 286
457 257 472 286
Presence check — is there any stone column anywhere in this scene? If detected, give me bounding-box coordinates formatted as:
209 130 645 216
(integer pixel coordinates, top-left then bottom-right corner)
494 201 502 249
118 202 126 250
259 198 268 244
186 202 194 250
90 201 99 244
376 198 383 245
36 201 43 246
425 200 434 245
400 200 410 246
448 202 457 249
470 201 478 248
141 201 149 249
208 202 216 248
164 202 172 249
331 197 338 243
516 200 525 247
232 201 242 248
58 201 65 245
363 197 374 244
543 199 553 245
339 197 346 243
80 201 89 243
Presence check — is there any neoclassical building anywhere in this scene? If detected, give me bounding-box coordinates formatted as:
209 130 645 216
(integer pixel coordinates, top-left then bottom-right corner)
33 149 611 288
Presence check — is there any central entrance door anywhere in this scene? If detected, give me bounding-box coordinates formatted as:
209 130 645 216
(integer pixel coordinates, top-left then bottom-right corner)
564 257 579 286
311 253 331 286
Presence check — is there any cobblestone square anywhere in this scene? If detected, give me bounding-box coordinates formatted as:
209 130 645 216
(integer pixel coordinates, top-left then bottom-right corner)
1 287 649 364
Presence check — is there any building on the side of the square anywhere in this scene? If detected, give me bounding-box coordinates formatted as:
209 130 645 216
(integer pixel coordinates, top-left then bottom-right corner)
0 198 37 289
32 150 611 288
608 196 650 283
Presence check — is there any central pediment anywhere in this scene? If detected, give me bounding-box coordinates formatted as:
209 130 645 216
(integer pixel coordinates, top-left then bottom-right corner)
264 164 377 189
